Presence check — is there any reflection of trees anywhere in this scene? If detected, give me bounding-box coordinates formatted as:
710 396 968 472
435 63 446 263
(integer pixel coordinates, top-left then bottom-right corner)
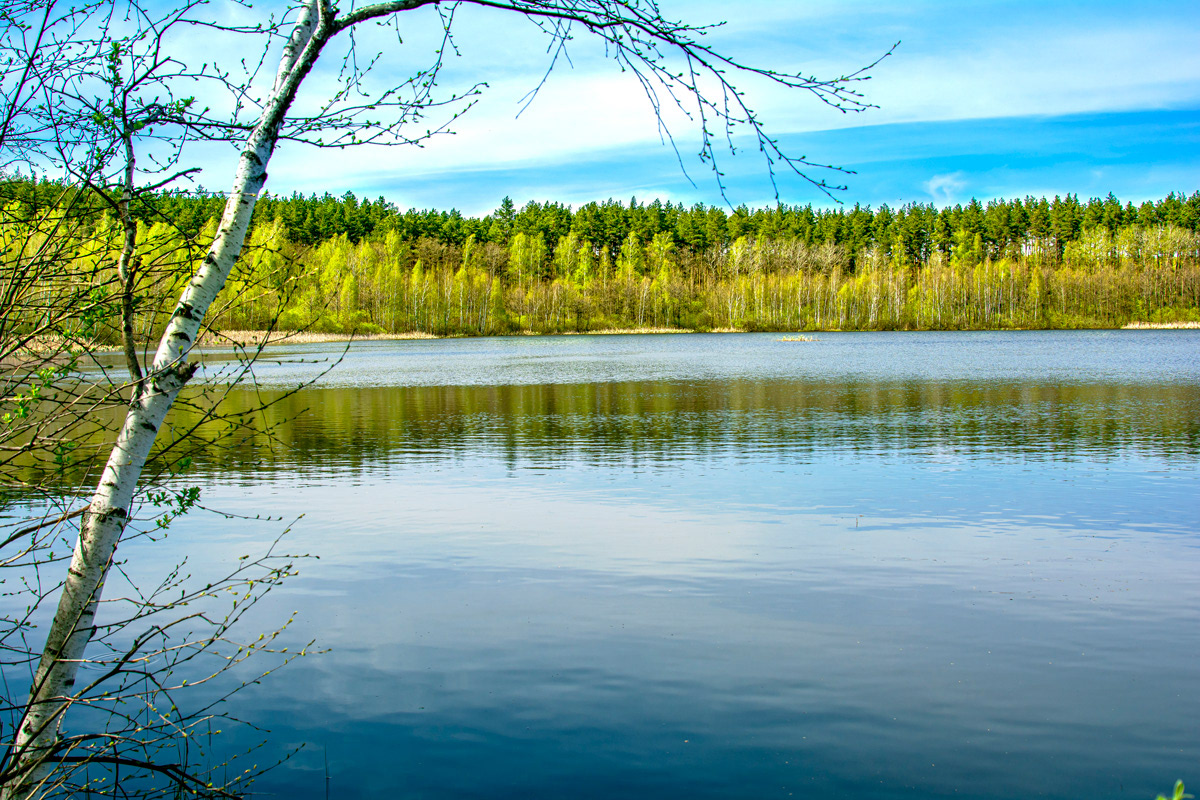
129 381 1200 480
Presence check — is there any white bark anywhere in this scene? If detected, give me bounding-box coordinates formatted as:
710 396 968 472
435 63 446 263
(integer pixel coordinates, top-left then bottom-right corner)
3 2 328 794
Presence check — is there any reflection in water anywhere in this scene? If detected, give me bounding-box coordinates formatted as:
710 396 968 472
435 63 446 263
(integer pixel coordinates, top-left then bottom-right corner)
37 333 1200 798
179 379 1200 476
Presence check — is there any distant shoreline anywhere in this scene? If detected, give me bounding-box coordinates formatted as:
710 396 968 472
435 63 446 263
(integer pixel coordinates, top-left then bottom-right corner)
194 322 1199 347
8 323 1195 364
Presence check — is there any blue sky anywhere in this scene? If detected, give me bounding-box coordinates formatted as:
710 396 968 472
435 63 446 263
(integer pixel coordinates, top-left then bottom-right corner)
233 0 1200 215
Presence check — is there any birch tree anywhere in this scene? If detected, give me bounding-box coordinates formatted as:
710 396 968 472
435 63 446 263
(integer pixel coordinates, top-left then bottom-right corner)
1 2 312 794
3 0 888 795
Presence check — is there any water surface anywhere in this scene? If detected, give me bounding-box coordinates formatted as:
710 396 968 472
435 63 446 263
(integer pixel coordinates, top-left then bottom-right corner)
105 332 1200 798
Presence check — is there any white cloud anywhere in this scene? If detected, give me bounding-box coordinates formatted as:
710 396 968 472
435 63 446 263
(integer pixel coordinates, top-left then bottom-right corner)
165 1 1200 203
924 172 967 205
361 10 1197 182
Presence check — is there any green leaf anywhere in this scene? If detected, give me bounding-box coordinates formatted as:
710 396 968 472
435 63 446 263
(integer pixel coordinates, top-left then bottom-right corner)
1156 780 1191 800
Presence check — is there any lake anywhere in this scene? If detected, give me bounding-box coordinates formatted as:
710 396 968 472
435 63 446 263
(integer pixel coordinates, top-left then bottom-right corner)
112 331 1200 798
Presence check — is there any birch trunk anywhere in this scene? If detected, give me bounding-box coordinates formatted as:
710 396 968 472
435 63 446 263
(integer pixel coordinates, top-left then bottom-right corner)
2 3 329 795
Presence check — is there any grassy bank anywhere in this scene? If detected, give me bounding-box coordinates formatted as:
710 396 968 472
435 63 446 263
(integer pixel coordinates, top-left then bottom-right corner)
195 326 741 347
1121 321 1200 329
196 329 439 348
194 322 1200 349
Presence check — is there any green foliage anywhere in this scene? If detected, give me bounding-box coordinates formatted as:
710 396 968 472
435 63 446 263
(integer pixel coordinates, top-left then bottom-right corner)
8 178 1200 336
1157 780 1191 800
2 364 73 427
146 485 201 531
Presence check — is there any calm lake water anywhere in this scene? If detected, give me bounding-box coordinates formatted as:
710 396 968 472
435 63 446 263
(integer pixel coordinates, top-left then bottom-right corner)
107 332 1200 797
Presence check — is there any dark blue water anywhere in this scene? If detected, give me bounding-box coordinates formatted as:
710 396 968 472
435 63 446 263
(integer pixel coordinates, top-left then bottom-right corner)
113 331 1200 798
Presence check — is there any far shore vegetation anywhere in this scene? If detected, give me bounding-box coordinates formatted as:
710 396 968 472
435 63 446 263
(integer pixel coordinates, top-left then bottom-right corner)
4 180 1199 346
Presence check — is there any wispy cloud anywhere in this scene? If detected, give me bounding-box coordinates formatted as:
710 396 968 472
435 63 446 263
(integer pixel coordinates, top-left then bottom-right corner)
924 172 968 205
178 1 1200 210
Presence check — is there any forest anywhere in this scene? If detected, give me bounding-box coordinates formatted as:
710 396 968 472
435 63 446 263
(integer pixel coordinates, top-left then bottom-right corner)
5 179 1200 338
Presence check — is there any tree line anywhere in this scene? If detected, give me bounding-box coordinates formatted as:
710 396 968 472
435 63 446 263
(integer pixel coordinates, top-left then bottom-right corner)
15 177 1196 257
5 178 1200 337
